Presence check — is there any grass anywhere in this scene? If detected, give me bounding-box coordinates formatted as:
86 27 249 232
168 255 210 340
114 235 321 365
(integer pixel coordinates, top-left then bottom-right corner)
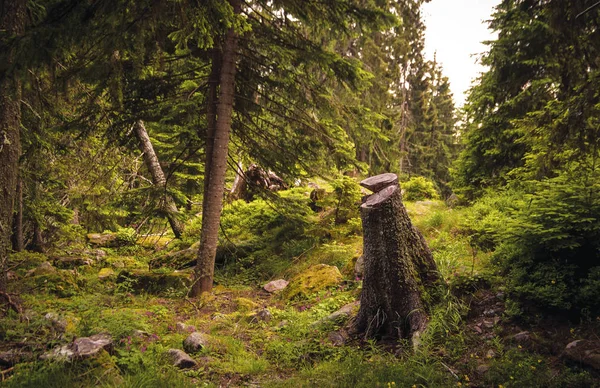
1 188 598 387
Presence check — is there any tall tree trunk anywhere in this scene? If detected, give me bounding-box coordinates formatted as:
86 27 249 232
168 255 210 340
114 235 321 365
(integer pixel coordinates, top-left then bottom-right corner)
11 177 23 252
191 0 240 297
133 120 184 238
353 173 440 343
202 48 222 209
0 0 27 294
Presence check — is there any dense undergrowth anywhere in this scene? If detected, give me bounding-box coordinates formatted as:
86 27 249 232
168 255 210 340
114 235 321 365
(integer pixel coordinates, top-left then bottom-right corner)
1 177 598 387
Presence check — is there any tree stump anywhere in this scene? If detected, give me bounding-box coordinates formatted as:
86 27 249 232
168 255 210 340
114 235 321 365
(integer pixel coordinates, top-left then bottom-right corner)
353 173 440 343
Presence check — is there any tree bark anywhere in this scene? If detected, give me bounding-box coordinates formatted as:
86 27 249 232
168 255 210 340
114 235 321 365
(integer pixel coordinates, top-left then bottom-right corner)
191 0 240 297
0 0 27 294
11 176 23 252
133 120 185 238
353 173 440 343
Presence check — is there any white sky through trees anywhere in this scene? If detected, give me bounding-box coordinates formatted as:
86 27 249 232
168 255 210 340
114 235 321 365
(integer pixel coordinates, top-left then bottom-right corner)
422 0 499 107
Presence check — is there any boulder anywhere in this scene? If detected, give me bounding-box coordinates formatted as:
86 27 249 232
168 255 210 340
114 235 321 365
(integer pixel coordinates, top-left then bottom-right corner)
183 332 209 354
263 279 289 293
0 349 24 367
116 270 192 295
564 339 600 370
148 248 196 270
41 334 113 361
167 349 197 369
28 262 57 277
354 255 364 279
87 233 117 247
53 257 93 269
284 264 343 300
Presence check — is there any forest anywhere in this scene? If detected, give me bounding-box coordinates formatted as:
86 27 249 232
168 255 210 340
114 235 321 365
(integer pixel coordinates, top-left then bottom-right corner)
0 0 599 386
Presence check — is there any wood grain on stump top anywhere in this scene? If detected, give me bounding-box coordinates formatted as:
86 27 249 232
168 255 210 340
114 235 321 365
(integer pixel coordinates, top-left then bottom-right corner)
361 185 397 209
360 173 398 192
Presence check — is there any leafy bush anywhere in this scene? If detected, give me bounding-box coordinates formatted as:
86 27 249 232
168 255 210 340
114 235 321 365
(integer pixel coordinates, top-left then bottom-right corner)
401 176 440 201
484 164 600 314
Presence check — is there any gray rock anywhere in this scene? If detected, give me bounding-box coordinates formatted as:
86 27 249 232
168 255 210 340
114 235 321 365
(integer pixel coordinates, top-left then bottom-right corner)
176 322 196 333
41 334 113 361
183 332 209 354
0 349 22 367
254 309 272 322
513 331 531 343
87 233 117 247
486 349 496 359
28 262 57 277
312 301 359 327
53 257 93 269
167 349 197 369
263 279 289 293
476 364 490 375
564 339 600 370
328 331 346 346
45 312 67 332
354 255 364 279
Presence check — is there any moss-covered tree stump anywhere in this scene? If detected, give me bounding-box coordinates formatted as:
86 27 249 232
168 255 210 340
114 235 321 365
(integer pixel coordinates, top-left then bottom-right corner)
353 173 440 343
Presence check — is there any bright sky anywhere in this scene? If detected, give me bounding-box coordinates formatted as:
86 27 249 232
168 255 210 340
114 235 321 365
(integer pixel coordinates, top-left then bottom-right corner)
421 0 499 107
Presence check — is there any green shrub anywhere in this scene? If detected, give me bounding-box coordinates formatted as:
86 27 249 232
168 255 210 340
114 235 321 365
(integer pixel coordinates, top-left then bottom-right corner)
401 176 440 201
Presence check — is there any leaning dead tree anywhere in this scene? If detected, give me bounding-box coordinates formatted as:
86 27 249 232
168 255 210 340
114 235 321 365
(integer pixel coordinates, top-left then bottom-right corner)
353 173 440 343
133 120 185 238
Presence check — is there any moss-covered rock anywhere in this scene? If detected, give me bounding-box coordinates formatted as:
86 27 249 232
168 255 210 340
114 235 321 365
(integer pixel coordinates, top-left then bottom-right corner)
148 248 196 270
87 233 117 247
234 297 259 312
98 268 116 280
284 264 343 300
116 270 192 295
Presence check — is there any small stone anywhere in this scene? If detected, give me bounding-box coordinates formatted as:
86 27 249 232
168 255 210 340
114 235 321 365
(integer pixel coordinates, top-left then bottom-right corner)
176 322 196 333
313 301 359 327
45 312 67 332
167 349 197 369
263 279 289 293
183 332 209 354
483 309 497 317
254 309 272 322
486 349 496 359
496 292 505 300
328 331 346 346
112 261 125 269
87 233 117 247
513 331 531 343
7 271 18 281
482 319 495 329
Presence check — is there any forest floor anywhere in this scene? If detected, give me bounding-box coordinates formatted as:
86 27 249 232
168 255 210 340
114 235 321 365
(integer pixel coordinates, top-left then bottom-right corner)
1 189 599 387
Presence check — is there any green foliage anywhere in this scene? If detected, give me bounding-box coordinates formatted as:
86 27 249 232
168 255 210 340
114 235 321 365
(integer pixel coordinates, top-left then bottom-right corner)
115 227 138 246
402 176 440 201
329 176 362 224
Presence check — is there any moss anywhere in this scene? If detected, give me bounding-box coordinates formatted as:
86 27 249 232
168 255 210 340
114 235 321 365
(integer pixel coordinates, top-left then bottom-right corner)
235 297 259 312
284 264 343 300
